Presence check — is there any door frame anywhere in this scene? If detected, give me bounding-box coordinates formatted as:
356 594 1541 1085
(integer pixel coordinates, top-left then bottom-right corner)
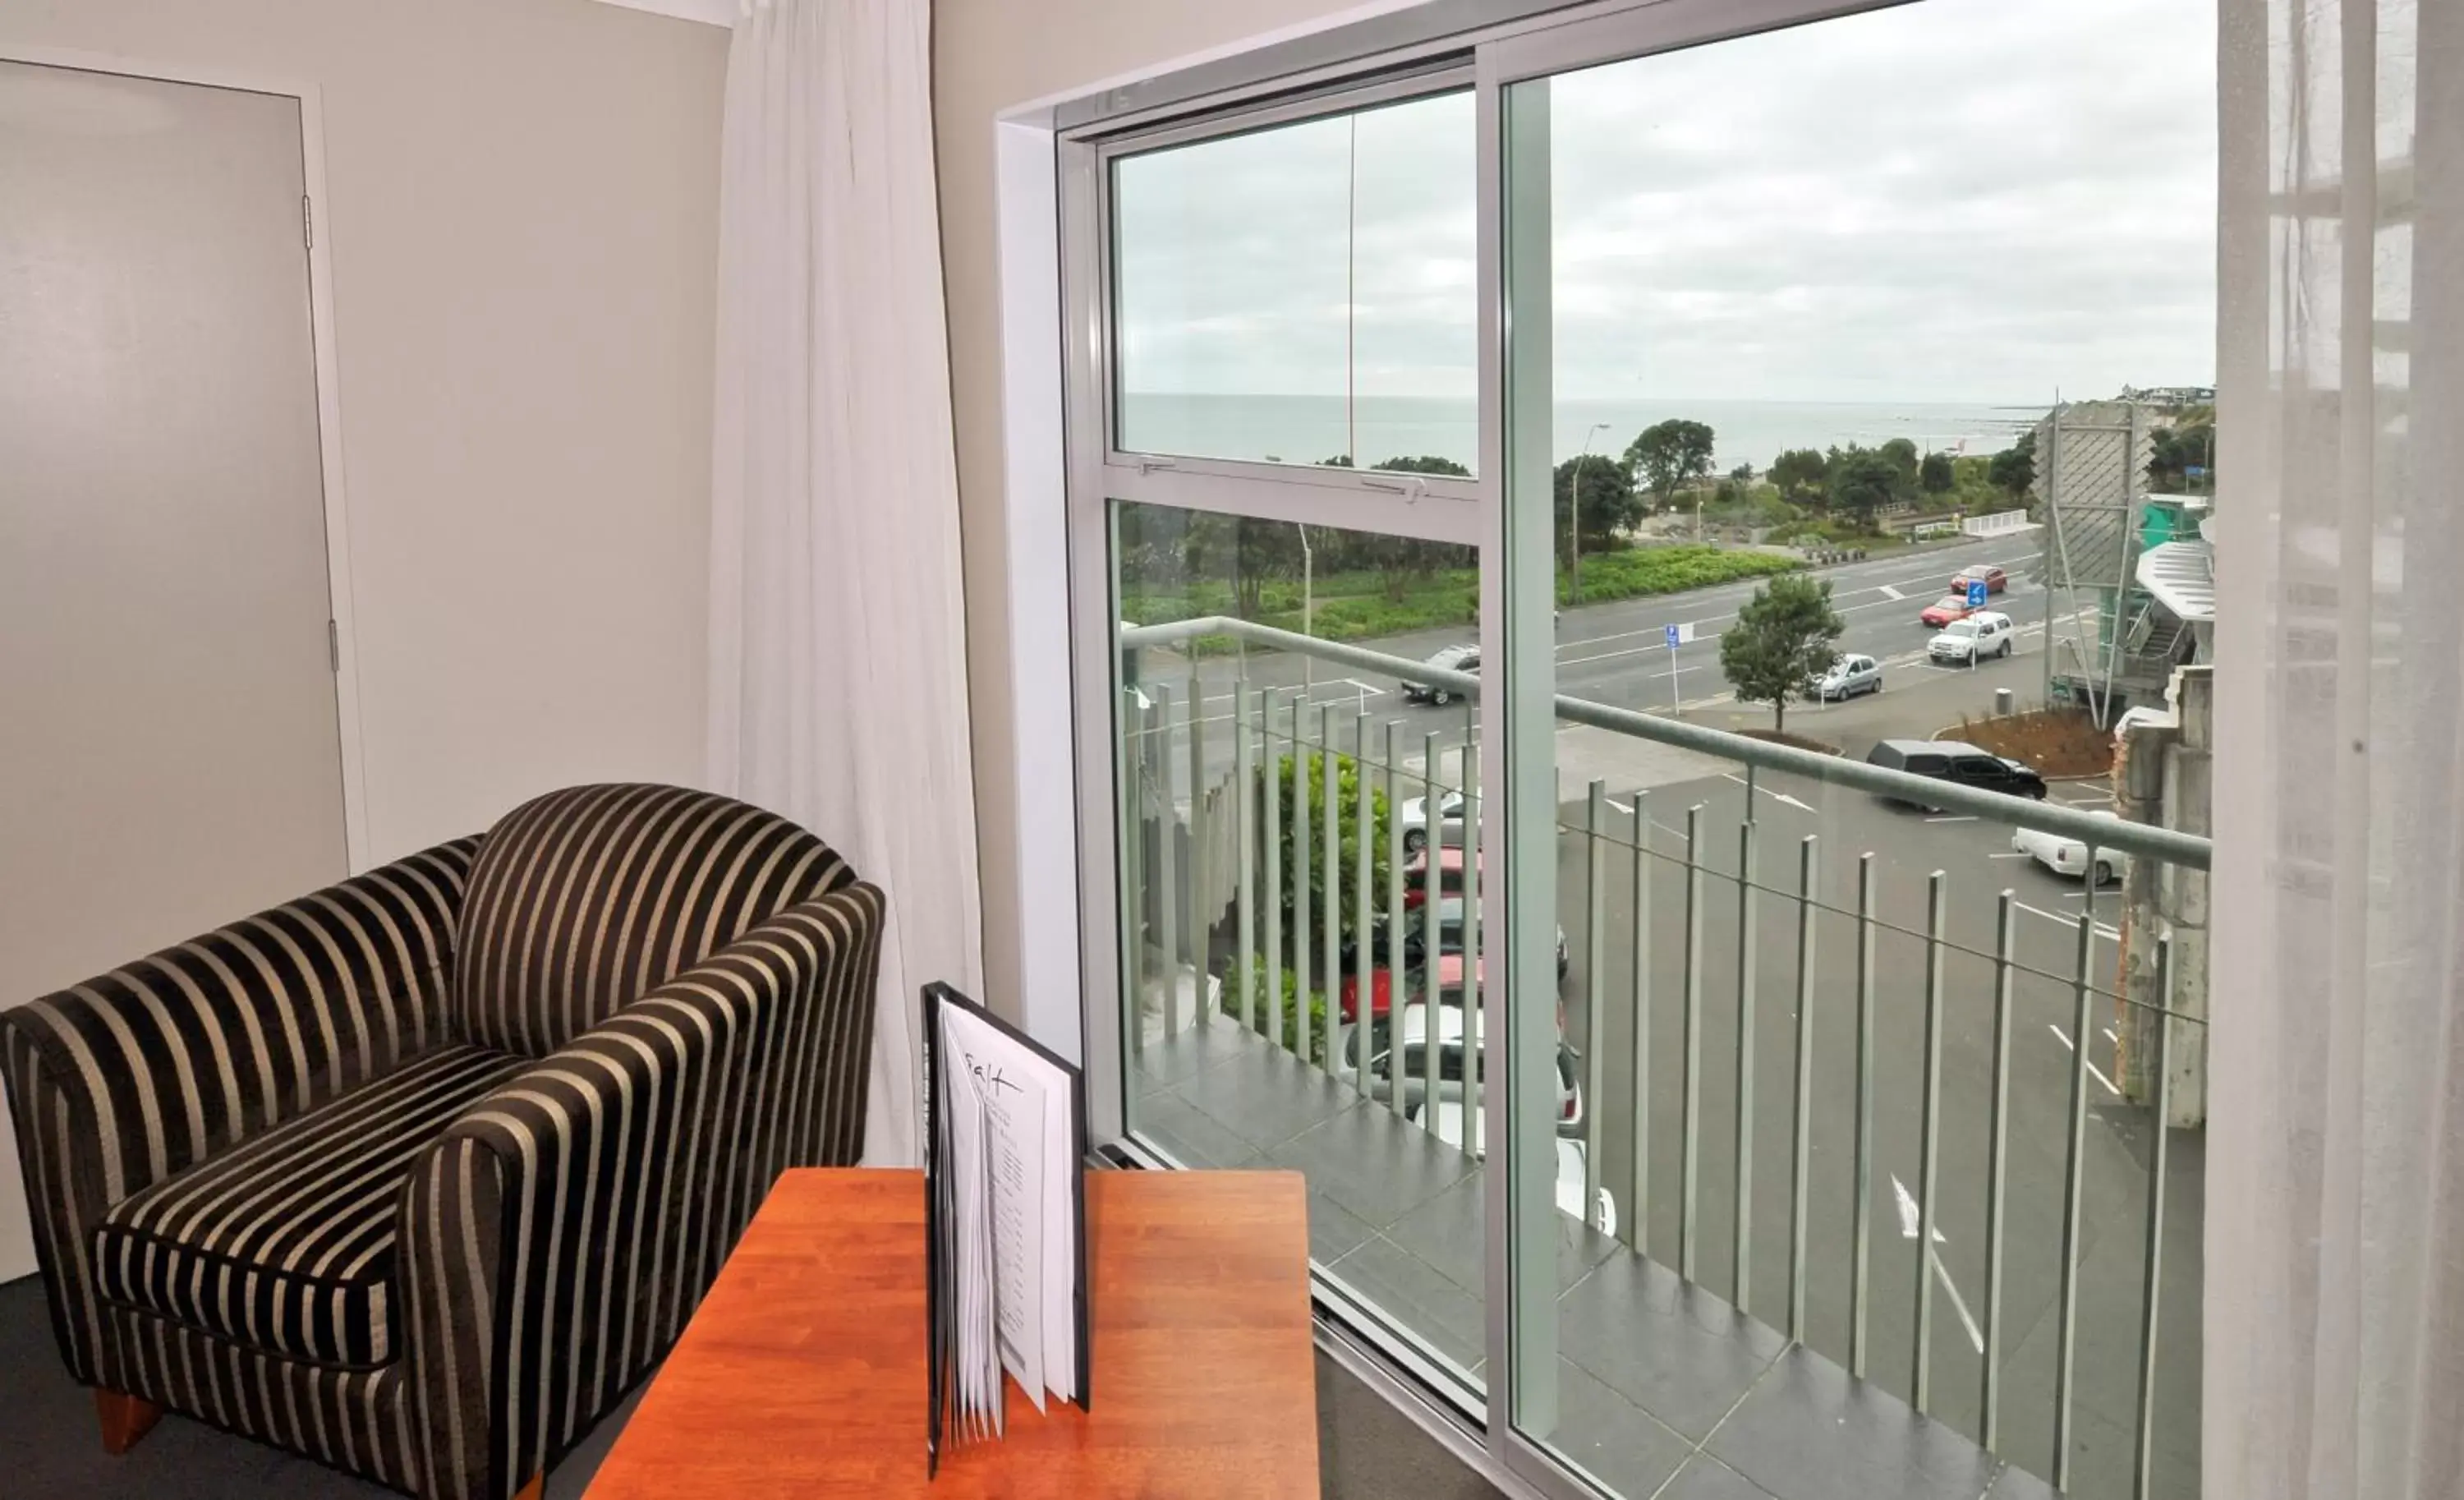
1 44 372 871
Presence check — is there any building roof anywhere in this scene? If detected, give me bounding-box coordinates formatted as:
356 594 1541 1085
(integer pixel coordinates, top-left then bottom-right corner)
2136 536 2215 621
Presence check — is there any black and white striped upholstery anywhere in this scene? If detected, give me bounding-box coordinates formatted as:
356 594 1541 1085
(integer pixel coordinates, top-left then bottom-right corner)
0 785 885 1500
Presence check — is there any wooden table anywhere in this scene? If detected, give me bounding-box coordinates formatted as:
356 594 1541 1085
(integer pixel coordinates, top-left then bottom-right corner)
584 1166 1320 1499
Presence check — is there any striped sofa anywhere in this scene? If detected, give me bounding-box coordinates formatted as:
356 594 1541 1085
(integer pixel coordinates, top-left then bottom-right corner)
0 784 885 1500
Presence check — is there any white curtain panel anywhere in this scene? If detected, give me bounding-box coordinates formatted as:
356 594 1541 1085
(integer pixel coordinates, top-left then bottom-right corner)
707 0 983 1166
2211 0 2462 1494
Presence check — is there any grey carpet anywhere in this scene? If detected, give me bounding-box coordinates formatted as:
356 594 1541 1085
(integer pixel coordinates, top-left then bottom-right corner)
2 1276 1498 1499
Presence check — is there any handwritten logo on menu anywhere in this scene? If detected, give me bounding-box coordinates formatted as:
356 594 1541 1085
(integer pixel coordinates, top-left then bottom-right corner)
967 1056 1024 1096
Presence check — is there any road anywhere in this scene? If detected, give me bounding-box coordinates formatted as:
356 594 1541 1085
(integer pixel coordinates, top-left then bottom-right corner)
1128 534 2064 798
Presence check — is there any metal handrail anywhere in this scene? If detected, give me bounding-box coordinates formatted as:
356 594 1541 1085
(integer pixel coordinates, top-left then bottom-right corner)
1119 614 2212 870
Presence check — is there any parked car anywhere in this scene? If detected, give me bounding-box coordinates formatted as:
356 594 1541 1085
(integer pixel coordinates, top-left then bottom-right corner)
1807 652 1882 701
1864 738 2048 808
1950 565 2009 596
1401 845 1479 908
1415 1097 1616 1236
1919 594 1978 627
2012 811 2132 883
1403 644 1479 706
1333 997 1586 1140
1928 610 2015 664
1398 789 1466 853
1337 897 1566 1023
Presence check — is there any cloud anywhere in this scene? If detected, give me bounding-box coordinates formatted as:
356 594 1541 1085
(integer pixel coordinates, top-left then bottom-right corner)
1112 0 2215 408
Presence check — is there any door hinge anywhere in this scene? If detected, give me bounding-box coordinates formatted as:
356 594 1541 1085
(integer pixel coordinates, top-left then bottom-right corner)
328 619 339 673
303 195 314 251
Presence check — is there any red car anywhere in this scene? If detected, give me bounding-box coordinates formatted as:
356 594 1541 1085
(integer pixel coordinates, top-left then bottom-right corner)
1919 594 1977 627
1950 565 2008 596
1401 845 1483 909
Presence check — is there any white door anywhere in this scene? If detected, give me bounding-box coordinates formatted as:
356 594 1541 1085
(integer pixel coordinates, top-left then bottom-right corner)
0 62 349 1278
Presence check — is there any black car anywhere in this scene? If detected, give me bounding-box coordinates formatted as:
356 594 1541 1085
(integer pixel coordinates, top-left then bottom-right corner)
1864 738 2048 808
1402 644 1478 706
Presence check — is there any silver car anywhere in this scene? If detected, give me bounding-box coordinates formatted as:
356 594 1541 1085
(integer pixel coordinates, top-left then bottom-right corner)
1808 652 1882 701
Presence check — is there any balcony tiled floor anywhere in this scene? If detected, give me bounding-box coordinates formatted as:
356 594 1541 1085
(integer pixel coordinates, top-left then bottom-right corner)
1133 1021 2063 1500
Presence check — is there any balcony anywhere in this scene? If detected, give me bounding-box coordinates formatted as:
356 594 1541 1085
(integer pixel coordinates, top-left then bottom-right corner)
1117 617 2206 1500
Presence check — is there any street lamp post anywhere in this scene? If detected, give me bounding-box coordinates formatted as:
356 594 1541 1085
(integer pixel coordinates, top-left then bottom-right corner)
1573 422 1611 606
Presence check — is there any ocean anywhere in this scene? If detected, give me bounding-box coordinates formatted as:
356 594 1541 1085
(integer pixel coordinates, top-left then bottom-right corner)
1118 393 2043 474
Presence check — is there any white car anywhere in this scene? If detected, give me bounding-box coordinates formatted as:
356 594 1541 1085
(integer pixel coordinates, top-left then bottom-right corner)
1413 1099 1616 1237
2011 810 2131 883
1807 653 1882 701
1398 790 1467 854
1928 611 2014 664
1330 1000 1584 1134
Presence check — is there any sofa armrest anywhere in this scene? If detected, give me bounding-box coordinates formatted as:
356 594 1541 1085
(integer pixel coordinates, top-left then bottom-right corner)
398 880 885 1500
0 836 479 1392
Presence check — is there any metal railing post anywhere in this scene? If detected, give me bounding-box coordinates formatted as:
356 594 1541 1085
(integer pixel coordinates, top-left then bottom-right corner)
1680 805 1705 1281
1788 835 1818 1343
1354 711 1372 1093
1321 703 1340 1072
1982 891 2017 1449
1913 871 1947 1414
1850 852 1876 1377
1627 793 1652 1255
2134 935 2176 1500
1188 668 1207 1025
1290 701 1311 1061
1262 692 1285 1054
2053 870 2098 1489
1385 721 1405 1116
1457 745 1482 1155
1154 683 1179 1040
1584 781 1608 1231
1235 684 1255 1033
1734 817 1759 1311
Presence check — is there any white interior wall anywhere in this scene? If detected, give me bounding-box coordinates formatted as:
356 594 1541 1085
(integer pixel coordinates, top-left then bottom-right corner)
0 0 729 1281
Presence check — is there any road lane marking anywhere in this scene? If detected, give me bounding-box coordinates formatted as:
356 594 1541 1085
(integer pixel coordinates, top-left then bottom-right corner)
1989 851 2030 859
1719 773 1819 813
1892 1175 1985 1353
2048 1025 2122 1095
2103 1027 2118 1043
1880 584 1905 600
2016 900 2121 939
1925 815 1978 824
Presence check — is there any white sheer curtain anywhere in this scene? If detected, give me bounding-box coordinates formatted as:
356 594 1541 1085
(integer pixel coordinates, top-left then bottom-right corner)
2210 0 2462 1494
706 0 982 1166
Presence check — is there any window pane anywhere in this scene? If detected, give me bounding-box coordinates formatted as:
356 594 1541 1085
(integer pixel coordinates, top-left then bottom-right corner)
1111 498 1492 1397
1499 2 2213 1497
1111 91 1477 470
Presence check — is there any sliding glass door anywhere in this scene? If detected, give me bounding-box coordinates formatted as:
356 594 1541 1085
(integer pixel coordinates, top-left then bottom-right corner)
1064 4 2214 1496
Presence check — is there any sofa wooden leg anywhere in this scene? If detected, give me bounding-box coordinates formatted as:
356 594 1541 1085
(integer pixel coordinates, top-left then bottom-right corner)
94 1388 163 1455
514 1476 544 1500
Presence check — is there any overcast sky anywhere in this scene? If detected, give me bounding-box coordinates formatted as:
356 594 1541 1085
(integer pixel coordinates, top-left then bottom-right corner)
1112 0 2216 407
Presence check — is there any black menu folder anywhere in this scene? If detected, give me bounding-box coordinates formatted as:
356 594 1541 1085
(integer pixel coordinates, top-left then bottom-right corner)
922 982 1090 1476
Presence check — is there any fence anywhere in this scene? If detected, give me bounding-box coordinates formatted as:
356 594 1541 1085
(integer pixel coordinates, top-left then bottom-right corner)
1119 616 2209 1499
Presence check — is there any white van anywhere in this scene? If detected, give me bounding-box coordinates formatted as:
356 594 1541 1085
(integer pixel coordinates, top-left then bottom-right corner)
1928 610 2014 664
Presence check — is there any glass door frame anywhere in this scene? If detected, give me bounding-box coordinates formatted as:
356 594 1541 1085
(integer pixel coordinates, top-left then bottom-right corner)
1054 3 1906 1495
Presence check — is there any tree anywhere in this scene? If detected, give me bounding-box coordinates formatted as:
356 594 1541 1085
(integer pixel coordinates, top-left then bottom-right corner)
2146 413 2214 492
1879 437 1921 488
1719 574 1846 734
1553 453 1642 564
1730 462 1756 483
1769 448 1830 508
1987 430 2037 499
1252 750 1391 950
1185 513 1305 619
1826 448 1902 530
1919 451 1956 495
1626 419 1717 511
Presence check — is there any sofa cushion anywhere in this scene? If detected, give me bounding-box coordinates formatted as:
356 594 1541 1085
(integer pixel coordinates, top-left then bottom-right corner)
93 1042 526 1369
452 784 850 1056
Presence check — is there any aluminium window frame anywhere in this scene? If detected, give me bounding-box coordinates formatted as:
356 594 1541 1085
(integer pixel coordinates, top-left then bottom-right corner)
1050 2 1917 1497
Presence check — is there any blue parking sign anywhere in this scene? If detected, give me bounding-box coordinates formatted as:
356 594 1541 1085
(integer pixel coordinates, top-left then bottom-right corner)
1665 623 1682 648
1966 579 1988 608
